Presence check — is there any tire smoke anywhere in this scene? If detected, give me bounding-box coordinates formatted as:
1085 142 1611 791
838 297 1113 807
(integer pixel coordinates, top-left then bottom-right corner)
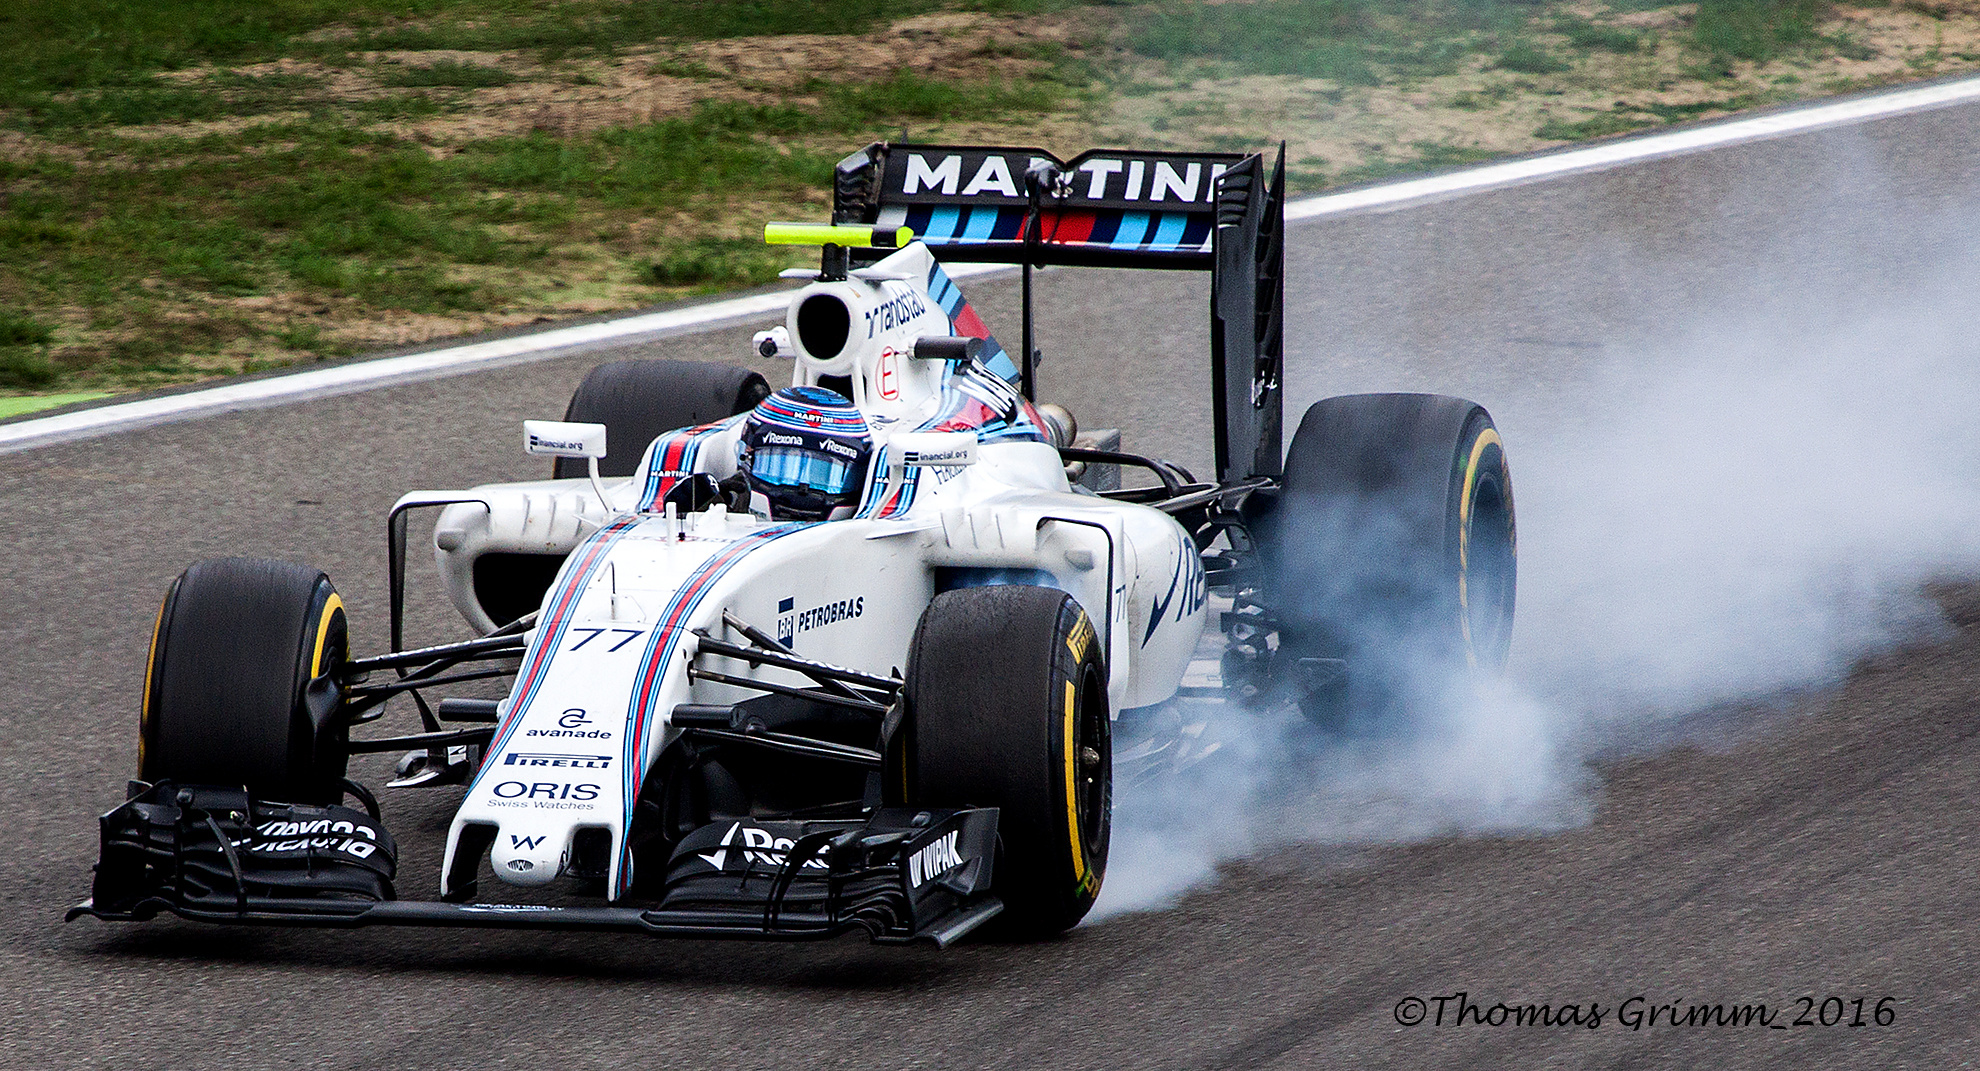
1094 188 1980 919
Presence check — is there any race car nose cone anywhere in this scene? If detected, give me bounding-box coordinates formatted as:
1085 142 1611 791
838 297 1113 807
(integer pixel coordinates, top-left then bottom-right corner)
489 825 566 888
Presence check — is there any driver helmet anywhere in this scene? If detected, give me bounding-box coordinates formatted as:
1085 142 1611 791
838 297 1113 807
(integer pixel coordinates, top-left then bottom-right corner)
736 386 873 521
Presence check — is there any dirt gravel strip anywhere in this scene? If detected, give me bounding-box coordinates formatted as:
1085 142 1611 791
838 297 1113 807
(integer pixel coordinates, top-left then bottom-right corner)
10 68 1980 457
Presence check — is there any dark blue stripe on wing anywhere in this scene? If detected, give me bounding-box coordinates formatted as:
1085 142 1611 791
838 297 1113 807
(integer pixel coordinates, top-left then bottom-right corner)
989 207 1027 241
1180 214 1213 250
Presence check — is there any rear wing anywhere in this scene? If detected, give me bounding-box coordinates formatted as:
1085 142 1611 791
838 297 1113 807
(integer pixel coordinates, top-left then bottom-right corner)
828 143 1286 484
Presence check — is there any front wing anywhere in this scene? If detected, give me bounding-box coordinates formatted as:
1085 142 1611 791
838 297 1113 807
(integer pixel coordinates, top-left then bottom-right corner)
68 782 1003 948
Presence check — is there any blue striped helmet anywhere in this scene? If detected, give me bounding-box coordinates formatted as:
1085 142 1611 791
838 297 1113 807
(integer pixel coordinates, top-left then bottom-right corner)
737 386 873 521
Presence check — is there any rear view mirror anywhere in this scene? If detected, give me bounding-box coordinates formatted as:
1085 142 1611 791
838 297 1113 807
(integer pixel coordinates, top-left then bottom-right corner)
891 431 977 467
522 420 607 460
523 420 612 511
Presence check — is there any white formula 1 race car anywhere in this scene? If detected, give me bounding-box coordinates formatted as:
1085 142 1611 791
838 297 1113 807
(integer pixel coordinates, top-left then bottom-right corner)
73 143 1516 945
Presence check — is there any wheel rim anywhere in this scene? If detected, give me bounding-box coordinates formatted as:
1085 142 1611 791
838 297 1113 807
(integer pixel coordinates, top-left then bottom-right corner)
1462 470 1516 667
1073 660 1110 873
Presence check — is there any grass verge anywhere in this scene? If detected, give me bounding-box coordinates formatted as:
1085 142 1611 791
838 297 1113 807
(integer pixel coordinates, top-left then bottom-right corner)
2 0 1975 398
0 392 112 420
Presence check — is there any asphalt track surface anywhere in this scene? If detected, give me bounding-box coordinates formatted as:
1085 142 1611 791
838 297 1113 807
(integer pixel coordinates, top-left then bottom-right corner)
7 105 1980 1068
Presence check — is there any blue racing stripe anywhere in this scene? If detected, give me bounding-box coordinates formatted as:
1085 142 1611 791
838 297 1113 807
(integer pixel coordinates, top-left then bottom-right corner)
927 270 957 313
1149 212 1187 250
924 207 962 242
983 351 1021 381
960 207 999 243
615 523 810 894
855 443 920 518
926 258 1016 385
1111 212 1153 249
469 515 642 789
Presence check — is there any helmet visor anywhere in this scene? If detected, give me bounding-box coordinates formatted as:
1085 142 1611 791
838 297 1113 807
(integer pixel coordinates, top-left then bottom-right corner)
748 445 858 496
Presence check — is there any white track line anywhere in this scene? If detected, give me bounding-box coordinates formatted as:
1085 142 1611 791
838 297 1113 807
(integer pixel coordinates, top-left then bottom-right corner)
9 73 1980 453
1287 74 1980 220
0 264 1008 452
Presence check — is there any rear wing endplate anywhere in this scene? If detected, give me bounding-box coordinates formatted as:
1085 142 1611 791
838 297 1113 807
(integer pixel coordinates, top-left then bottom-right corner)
830 142 1285 484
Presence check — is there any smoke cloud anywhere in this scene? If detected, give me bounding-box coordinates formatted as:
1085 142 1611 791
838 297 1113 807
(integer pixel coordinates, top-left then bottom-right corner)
1093 192 1980 918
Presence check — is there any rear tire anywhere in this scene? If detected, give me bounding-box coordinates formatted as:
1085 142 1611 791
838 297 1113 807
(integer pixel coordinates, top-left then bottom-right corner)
904 586 1110 938
1263 393 1516 727
139 558 351 804
555 360 771 478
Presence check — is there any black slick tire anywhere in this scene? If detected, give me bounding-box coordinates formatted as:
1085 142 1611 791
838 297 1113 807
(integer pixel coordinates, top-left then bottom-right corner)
139 557 351 804
1265 393 1516 726
904 585 1110 938
554 360 771 478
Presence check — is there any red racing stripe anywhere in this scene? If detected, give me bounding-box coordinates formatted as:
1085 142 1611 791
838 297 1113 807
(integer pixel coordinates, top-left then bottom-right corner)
471 515 641 785
951 303 991 341
1041 209 1097 245
614 524 808 893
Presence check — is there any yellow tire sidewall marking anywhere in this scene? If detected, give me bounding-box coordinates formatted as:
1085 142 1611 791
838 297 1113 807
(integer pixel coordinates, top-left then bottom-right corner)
310 592 344 677
1063 678 1087 886
1065 610 1093 662
1457 427 1502 668
138 591 169 770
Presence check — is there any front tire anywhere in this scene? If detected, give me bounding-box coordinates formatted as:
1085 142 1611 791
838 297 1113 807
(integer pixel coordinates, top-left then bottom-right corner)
1262 393 1516 726
904 586 1110 938
139 558 350 804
